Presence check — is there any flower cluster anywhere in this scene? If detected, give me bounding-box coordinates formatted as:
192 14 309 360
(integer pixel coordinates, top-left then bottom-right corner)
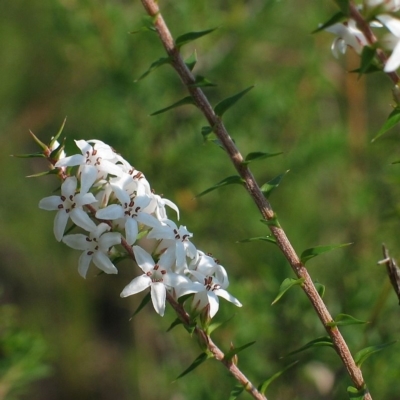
39 139 242 318
324 0 400 72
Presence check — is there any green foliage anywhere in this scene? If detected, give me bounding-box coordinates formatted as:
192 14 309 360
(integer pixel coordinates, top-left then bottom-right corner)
260 170 289 199
196 176 245 197
258 360 298 394
214 86 254 117
354 341 397 367
326 313 368 327
175 353 212 380
271 278 305 305
175 28 217 48
284 336 334 357
372 107 400 142
150 96 195 116
300 242 352 264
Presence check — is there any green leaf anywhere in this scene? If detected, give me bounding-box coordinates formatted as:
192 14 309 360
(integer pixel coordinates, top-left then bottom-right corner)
188 75 217 88
258 361 298 394
29 130 47 150
312 11 346 33
237 235 276 244
27 169 59 178
214 86 254 117
135 57 171 82
130 15 157 33
334 0 350 15
175 28 217 48
327 313 369 327
229 384 245 400
201 125 214 141
242 151 283 165
350 64 381 74
260 170 289 199
49 117 67 147
174 353 211 380
284 336 334 357
224 341 256 361
129 292 151 319
260 214 281 228
196 176 245 198
150 96 195 116
314 281 326 298
354 341 396 367
12 153 46 159
166 318 183 332
271 278 305 305
207 314 236 335
347 385 368 399
185 51 197 71
372 107 400 142
50 139 65 160
359 46 377 76
300 242 352 264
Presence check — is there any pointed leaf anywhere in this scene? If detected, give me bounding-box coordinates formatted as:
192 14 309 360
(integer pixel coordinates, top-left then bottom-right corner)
260 214 281 228
12 153 46 159
196 176 245 198
354 341 396 367
224 341 256 361
260 170 289 199
188 75 217 88
135 56 171 82
312 11 346 33
201 125 214 141
334 0 350 15
350 64 381 74
327 313 369 327
271 278 305 305
166 318 183 332
347 385 368 399
258 361 298 394
242 151 283 165
214 86 254 117
185 51 197 71
372 107 400 142
229 384 245 400
284 336 334 357
49 117 67 147
29 130 47 150
175 28 217 48
27 169 59 178
129 292 151 319
130 15 157 33
150 96 195 116
175 353 211 380
300 242 352 264
237 235 276 244
359 46 377 77
207 314 236 335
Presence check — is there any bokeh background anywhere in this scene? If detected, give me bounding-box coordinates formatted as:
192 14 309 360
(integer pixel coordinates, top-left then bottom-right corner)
1 1 400 399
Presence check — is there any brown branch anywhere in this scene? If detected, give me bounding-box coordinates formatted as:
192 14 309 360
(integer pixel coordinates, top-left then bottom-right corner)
140 0 372 398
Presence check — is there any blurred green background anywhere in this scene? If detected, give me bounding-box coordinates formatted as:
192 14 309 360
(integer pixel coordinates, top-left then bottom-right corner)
1 0 400 399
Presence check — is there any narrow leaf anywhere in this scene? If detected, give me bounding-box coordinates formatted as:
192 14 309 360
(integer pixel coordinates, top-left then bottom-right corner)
175 353 210 380
29 130 47 150
196 176 245 198
175 28 217 48
260 214 281 228
27 169 59 178
50 117 67 146
260 170 289 199
300 242 352 264
237 235 276 244
207 314 235 335
12 153 46 159
214 86 254 117
284 336 334 357
130 15 157 33
229 384 245 400
188 75 217 88
201 126 214 141
166 318 182 332
334 0 350 15
312 11 346 33
347 385 368 399
135 57 171 82
359 46 377 76
354 341 396 367
150 96 195 116
372 107 400 142
129 292 151 319
350 65 381 74
314 281 326 298
327 313 368 327
258 361 298 394
185 51 197 71
224 341 256 360
242 151 283 165
271 278 305 305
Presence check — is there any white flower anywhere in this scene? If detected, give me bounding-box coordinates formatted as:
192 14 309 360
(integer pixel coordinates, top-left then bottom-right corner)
144 194 180 221
62 223 121 278
184 270 242 318
325 19 368 57
367 0 400 12
377 14 400 71
95 178 160 245
55 140 124 194
189 251 229 287
120 246 180 316
39 177 97 241
148 220 197 271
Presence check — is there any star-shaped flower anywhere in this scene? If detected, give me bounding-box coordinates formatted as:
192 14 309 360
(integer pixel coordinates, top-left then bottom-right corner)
38 177 97 241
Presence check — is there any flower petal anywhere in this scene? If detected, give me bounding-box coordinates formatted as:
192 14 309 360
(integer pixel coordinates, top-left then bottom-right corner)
62 234 91 250
38 195 61 210
151 282 166 316
78 251 92 278
132 246 155 273
93 251 118 274
120 275 151 297
96 204 124 220
70 208 97 232
54 210 69 241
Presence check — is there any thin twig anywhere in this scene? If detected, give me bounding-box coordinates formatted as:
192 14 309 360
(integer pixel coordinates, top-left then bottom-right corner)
139 0 372 398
